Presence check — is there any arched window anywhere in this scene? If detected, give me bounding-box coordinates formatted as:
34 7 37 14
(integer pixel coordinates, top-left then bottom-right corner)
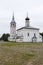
34 33 36 37
28 33 29 36
13 24 14 26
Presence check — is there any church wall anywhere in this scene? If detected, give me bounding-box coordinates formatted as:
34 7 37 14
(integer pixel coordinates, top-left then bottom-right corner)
23 29 39 42
10 26 16 38
17 28 42 42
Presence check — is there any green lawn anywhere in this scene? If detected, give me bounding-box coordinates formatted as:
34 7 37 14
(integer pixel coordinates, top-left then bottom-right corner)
0 42 43 65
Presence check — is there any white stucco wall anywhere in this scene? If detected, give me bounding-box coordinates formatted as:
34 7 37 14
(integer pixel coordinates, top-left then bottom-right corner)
17 28 42 42
10 26 16 38
25 20 30 27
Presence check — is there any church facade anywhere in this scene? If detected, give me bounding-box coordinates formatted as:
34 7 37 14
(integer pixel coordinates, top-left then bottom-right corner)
9 13 42 42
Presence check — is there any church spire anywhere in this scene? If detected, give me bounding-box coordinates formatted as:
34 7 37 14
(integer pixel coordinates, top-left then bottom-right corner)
11 12 16 24
25 12 30 20
12 12 14 21
27 12 28 18
25 12 30 27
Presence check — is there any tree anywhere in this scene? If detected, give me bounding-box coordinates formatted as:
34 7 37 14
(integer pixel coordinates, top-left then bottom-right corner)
1 33 10 41
40 32 43 42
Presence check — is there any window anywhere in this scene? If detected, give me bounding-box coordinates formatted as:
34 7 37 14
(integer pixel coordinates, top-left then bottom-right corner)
34 33 36 37
28 33 29 36
13 24 14 26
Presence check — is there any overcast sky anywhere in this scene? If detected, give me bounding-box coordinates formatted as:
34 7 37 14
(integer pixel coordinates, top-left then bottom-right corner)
0 0 43 36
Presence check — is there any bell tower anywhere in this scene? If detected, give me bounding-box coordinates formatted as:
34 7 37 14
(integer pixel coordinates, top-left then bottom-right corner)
25 13 30 27
10 13 16 38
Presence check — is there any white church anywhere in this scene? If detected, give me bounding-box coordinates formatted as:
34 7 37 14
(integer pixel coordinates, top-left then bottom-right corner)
9 13 42 42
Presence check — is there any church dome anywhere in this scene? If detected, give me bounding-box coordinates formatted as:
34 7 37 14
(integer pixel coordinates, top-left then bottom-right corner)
25 13 30 20
11 20 16 23
25 17 30 20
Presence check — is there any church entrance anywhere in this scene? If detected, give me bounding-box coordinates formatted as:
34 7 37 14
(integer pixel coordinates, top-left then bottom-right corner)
32 33 37 42
32 37 37 42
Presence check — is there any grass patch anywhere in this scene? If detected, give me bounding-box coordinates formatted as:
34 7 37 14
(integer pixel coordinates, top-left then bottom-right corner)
0 42 19 46
0 42 43 65
21 53 35 61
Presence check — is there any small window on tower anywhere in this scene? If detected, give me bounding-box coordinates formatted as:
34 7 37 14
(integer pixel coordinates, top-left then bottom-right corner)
28 33 29 36
13 24 14 26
